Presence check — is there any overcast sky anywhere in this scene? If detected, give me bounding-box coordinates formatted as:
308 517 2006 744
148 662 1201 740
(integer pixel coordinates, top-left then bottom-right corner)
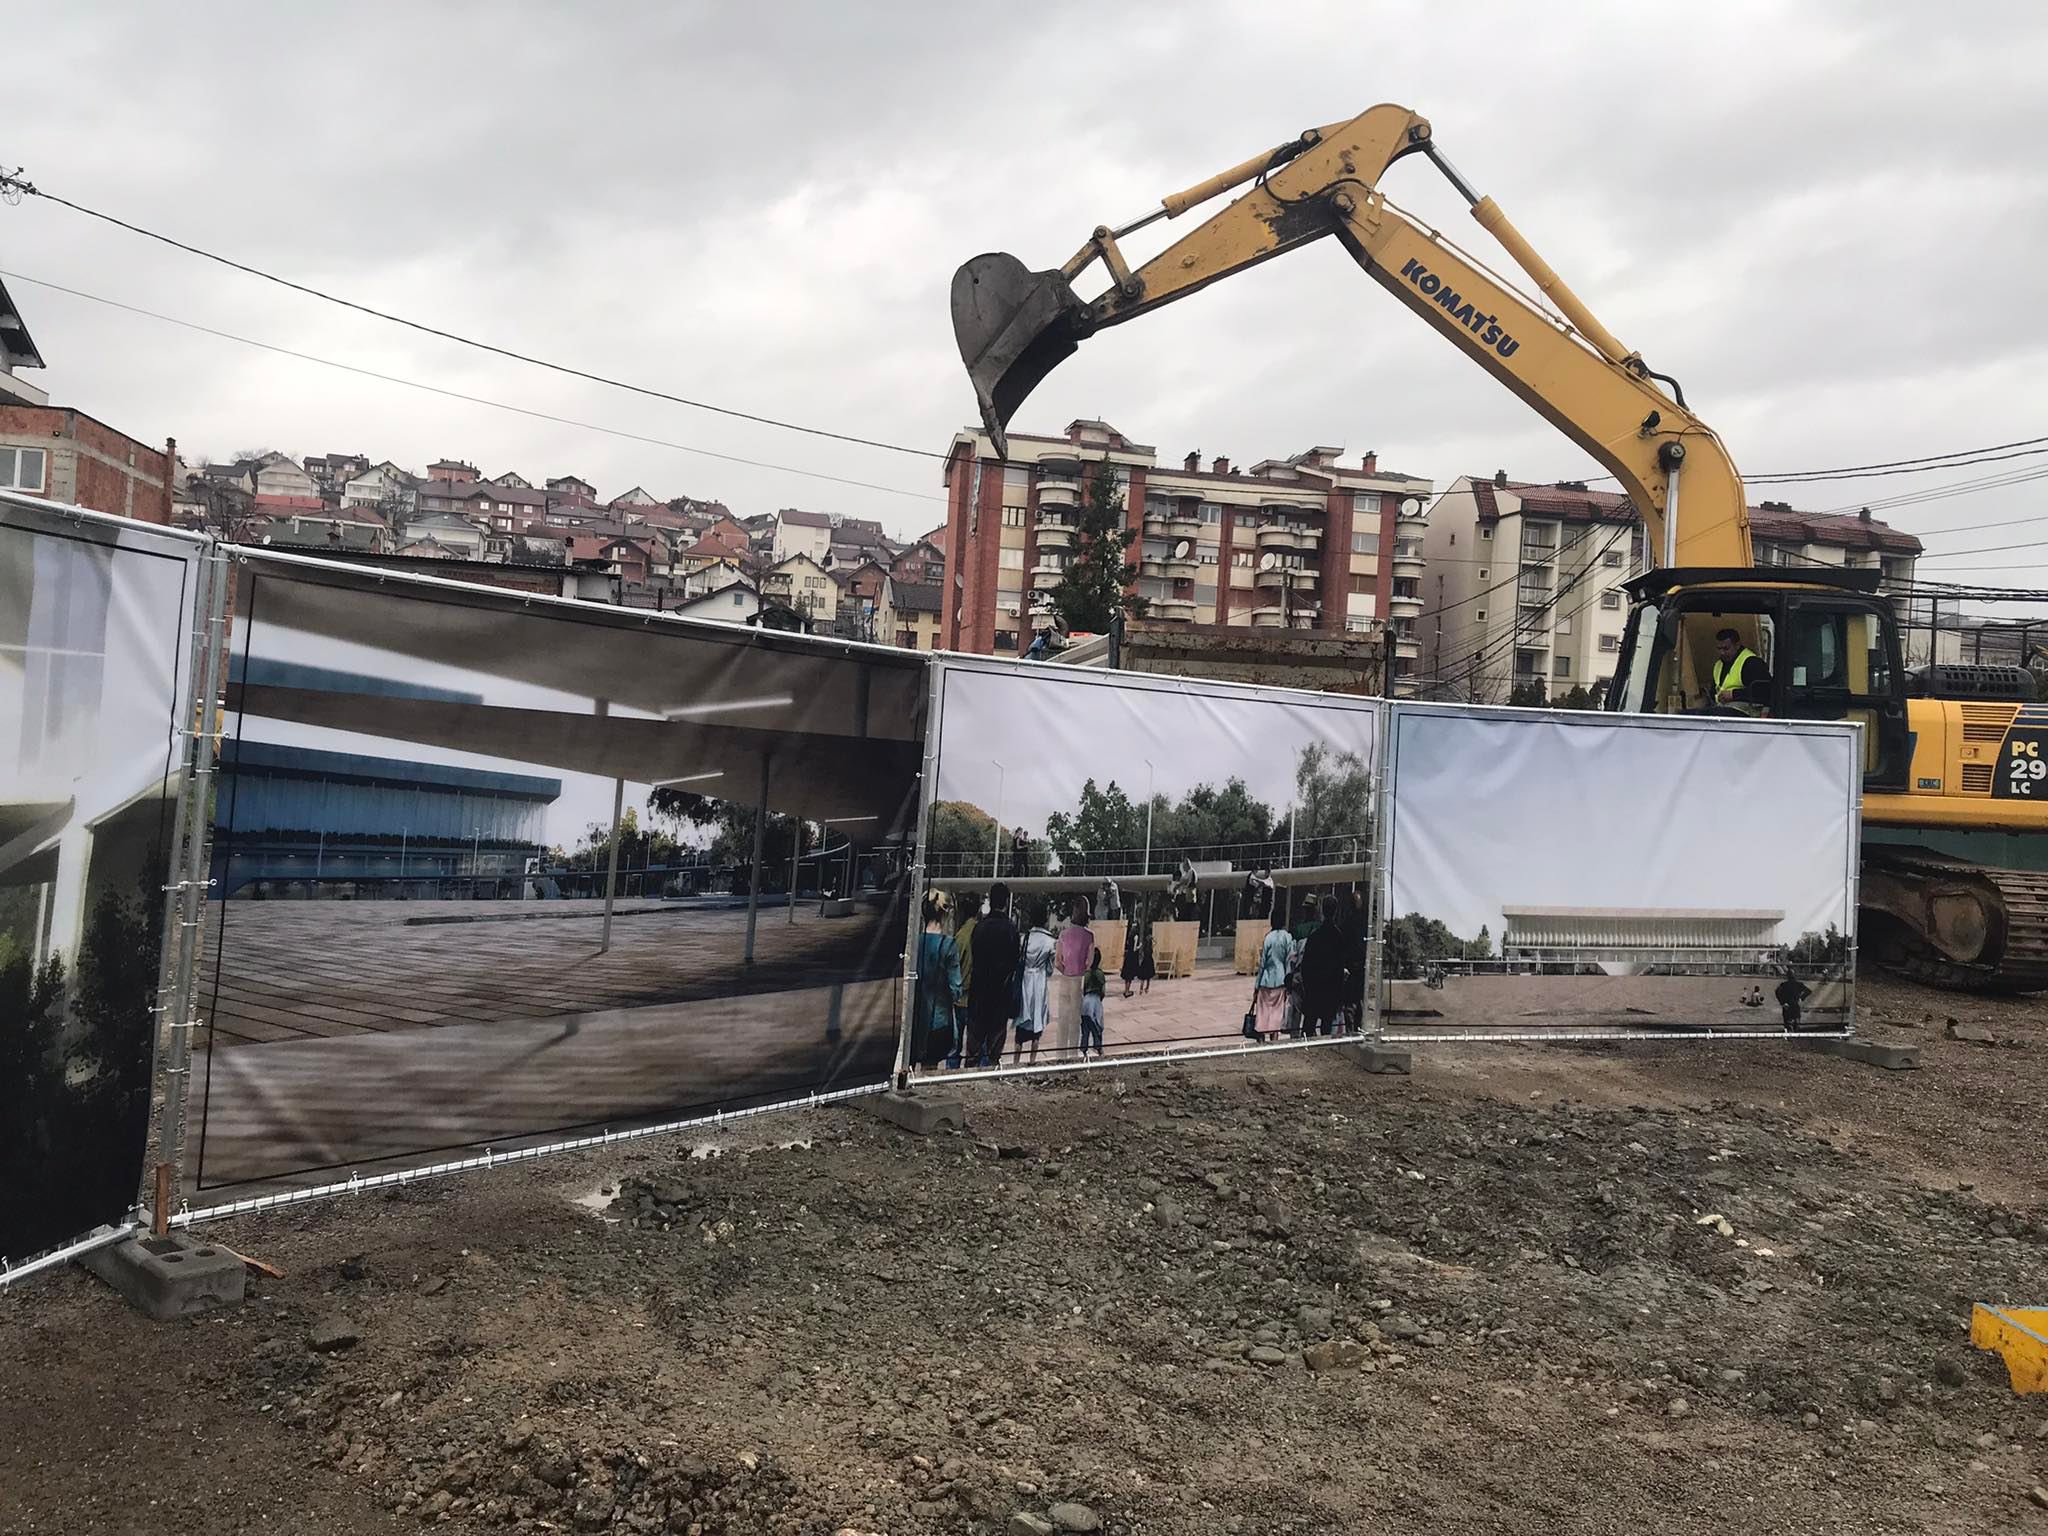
1387 711 1856 942
936 669 1376 837
7 3 2046 603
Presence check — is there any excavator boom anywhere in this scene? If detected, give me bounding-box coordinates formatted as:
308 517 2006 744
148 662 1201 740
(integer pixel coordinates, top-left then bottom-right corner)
951 103 1751 568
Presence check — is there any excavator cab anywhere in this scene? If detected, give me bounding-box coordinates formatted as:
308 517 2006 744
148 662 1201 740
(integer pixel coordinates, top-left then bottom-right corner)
1608 569 1912 789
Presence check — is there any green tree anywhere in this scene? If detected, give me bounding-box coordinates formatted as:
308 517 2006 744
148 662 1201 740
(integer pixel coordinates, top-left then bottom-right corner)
1508 679 1548 707
1044 777 1145 866
925 800 999 859
1779 924 1849 969
1153 777 1276 860
1291 742 1373 851
1381 911 1492 975
1048 461 1142 635
1553 683 1595 710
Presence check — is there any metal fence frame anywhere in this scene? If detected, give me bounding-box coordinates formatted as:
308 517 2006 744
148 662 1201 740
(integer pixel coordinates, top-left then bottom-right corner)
0 495 218 1287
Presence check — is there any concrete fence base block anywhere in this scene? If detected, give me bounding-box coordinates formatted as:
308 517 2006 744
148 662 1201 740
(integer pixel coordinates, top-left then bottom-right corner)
1341 1041 1413 1075
1795 1036 1920 1072
81 1232 247 1320
866 1090 967 1136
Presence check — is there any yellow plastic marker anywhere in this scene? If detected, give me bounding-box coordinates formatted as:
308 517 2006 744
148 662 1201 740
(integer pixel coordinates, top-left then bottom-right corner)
1971 1304 2048 1394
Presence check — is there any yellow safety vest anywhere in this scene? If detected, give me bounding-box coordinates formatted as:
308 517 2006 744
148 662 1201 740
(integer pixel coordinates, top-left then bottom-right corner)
1713 648 1759 713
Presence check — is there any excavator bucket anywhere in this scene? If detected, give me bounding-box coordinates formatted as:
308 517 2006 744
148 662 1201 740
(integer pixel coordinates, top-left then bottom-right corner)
950 253 1092 457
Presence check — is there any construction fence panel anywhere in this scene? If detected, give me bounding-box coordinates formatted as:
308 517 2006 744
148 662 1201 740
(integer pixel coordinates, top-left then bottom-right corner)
186 550 925 1210
1374 701 1861 1043
1 494 213 1278
907 657 1381 1082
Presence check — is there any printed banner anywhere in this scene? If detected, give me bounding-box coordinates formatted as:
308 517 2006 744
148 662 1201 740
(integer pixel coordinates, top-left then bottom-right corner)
1 498 206 1265
1379 704 1860 1039
913 662 1379 1074
194 555 924 1192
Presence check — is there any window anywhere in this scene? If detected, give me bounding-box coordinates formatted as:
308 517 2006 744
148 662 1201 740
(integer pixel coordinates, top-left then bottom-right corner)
1599 633 1619 652
1231 550 1253 568
732 590 745 606
1477 568 1488 580
1553 656 1572 679
1145 496 1169 519
1351 531 1380 556
0 447 48 492
1199 548 1220 565
1002 505 1026 528
1602 550 1624 568
1199 502 1223 524
1480 527 1493 541
1348 573 1372 594
1475 608 1487 622
1002 467 1031 494
999 548 1024 569
993 631 1018 651
1391 577 1420 599
1600 591 1622 610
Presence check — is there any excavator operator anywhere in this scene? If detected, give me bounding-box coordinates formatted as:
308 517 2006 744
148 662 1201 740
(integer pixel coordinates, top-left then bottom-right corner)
1708 628 1769 716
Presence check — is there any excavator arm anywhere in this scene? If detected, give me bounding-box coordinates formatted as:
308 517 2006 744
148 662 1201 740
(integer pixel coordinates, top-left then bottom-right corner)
951 103 1750 569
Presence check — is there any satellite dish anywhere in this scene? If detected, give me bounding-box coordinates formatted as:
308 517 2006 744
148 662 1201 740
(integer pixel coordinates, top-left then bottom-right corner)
1172 539 1192 559
1258 551 1278 572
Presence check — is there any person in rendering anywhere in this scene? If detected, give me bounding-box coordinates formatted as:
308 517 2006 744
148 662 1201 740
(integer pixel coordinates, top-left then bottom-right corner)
1252 907 1295 1041
1775 970 1812 1028
965 882 1020 1068
914 890 963 1069
1741 983 1765 1009
1015 898 1058 1066
1120 918 1143 999
1706 627 1769 715
951 896 981 1069
1136 905 1156 995
1298 894 1358 1038
1080 946 1107 1059
1338 886 1370 1032
1052 894 1094 1055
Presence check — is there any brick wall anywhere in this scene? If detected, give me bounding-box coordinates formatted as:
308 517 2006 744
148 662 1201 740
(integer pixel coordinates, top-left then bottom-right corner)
0 405 170 524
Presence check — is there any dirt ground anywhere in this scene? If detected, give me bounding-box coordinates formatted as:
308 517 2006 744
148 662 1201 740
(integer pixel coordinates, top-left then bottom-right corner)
3 972 2044 1536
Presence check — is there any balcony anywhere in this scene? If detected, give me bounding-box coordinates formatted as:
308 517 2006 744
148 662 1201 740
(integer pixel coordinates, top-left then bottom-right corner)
1391 544 1425 574
1152 594 1197 621
1394 635 1423 659
1034 518 1075 548
1255 521 1316 551
1249 602 1285 628
1037 476 1080 507
1030 566 1064 591
1519 540 1557 565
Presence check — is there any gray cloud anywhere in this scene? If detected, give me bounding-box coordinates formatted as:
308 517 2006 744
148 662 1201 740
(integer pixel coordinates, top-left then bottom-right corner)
7 1 2045 601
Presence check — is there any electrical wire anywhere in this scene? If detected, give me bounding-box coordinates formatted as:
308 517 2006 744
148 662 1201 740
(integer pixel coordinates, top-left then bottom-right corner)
1551 434 2048 490
0 269 946 504
0 170 944 461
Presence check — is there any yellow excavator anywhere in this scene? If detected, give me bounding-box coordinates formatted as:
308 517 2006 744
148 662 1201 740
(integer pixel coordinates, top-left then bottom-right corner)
951 103 2048 991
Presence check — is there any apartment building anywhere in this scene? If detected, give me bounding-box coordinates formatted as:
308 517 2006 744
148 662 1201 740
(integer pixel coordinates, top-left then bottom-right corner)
1420 475 1928 700
940 419 1431 678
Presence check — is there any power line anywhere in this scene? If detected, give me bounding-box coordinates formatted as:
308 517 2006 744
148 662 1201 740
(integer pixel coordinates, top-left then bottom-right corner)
0 168 944 462
1 269 946 505
1917 536 2048 562
1748 439 2048 484
1546 433 2048 493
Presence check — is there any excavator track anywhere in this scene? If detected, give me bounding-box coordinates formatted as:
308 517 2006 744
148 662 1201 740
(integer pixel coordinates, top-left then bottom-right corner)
1860 854 2048 994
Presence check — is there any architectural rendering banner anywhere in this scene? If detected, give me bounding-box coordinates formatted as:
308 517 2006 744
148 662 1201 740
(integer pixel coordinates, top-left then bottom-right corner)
1 497 207 1267
193 553 925 1194
911 660 1380 1076
1379 703 1860 1040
